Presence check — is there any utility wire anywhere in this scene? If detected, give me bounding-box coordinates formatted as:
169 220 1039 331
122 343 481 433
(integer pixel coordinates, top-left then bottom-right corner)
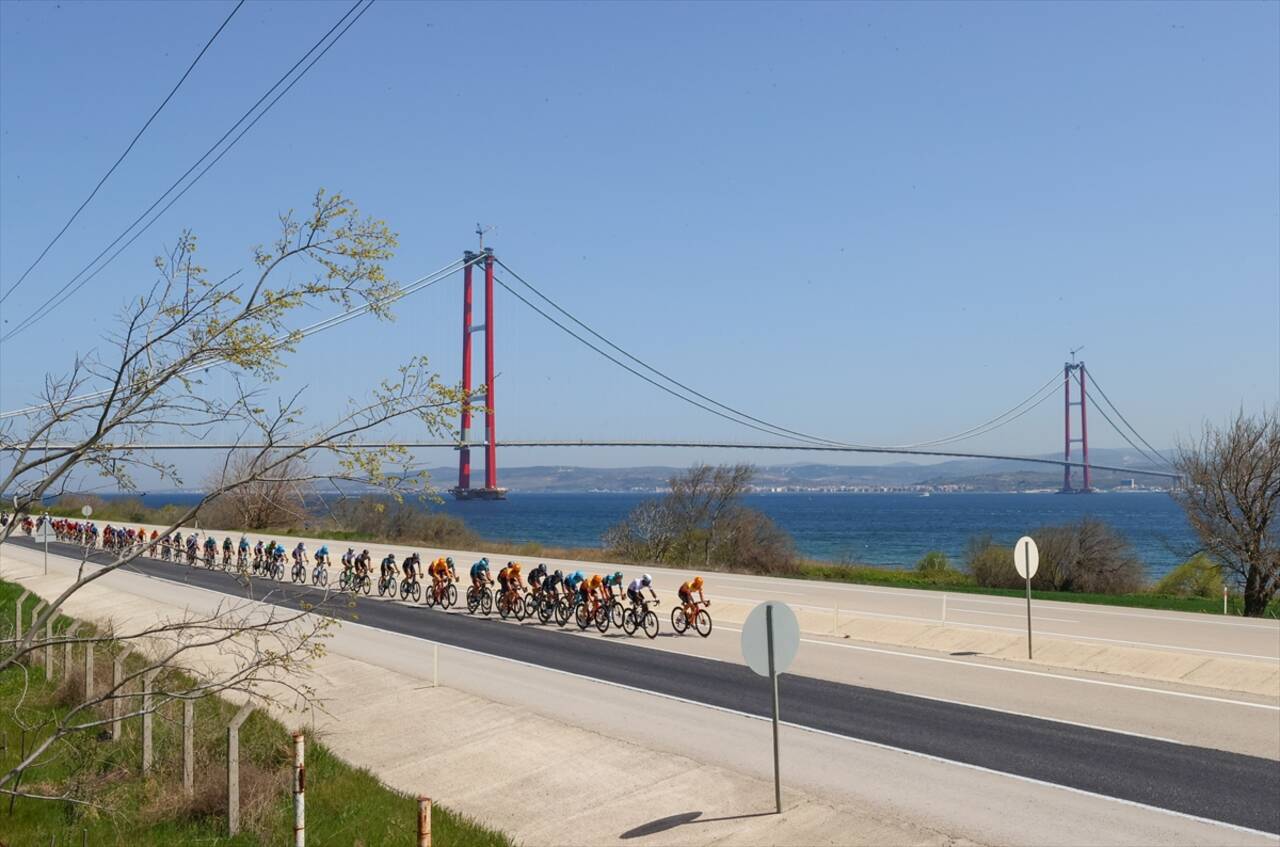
0 254 475 421
1083 367 1172 466
0 0 246 306
898 371 1061 448
1 0 373 344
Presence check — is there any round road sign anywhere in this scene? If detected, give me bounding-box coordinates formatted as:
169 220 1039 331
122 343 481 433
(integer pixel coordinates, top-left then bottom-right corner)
1014 535 1039 579
81 505 93 518
741 601 800 677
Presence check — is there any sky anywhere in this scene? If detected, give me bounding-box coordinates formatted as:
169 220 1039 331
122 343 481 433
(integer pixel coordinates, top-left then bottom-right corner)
1 0 1277 489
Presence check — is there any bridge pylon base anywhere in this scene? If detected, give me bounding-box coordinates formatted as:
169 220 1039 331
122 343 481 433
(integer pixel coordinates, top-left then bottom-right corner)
450 486 508 501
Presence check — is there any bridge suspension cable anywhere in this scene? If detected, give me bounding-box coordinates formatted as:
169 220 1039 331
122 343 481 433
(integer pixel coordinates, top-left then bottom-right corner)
1073 369 1171 469
496 259 1064 452
0 0 376 344
1081 368 1173 467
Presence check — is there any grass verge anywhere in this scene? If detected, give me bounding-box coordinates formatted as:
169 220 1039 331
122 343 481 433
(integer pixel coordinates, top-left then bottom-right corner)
0 580 511 846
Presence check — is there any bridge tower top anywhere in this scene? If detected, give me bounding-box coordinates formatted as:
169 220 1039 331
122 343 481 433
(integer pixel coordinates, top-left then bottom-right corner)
1061 360 1092 493
452 247 506 500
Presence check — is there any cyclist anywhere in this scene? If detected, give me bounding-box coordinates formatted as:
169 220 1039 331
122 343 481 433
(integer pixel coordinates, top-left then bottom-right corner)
293 542 309 568
470 557 492 591
253 539 265 569
185 533 198 561
202 534 217 564
582 573 604 619
626 573 658 611
355 549 372 578
678 576 708 625
221 536 233 563
564 569 586 601
403 552 421 586
496 561 521 610
316 544 330 567
526 562 548 597
379 552 398 582
428 556 452 602
542 568 564 601
238 534 250 562
602 570 624 605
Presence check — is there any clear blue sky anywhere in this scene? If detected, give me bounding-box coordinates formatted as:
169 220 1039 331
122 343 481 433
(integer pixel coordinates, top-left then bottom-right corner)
1 0 1277 485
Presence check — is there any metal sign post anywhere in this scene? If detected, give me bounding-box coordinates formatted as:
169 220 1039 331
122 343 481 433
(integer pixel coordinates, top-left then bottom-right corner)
1013 536 1040 659
742 601 800 815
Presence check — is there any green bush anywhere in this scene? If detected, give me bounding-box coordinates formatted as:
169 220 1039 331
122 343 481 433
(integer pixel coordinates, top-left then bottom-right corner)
1153 554 1223 599
916 551 950 573
966 520 1144 594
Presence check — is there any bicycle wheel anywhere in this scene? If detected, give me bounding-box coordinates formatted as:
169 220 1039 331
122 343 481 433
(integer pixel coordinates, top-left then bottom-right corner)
481 588 492 615
642 610 659 639
575 602 591 630
621 609 637 636
445 583 457 608
538 596 554 624
523 594 538 619
512 595 527 621
594 605 610 633
610 601 625 629
412 582 422 603
362 576 372 595
497 593 510 619
466 587 479 614
671 607 688 634
694 609 713 637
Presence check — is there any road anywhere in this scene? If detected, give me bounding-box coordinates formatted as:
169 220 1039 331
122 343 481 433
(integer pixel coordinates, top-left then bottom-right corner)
6 535 1279 836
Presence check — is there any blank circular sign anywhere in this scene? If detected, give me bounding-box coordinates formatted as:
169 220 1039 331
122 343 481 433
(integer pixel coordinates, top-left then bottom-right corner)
741 601 800 677
1014 535 1039 579
81 505 93 517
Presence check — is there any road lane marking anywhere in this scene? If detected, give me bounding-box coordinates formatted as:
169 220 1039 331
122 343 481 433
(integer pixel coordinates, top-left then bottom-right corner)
12 541 1278 713
335 616 1280 840
949 607 1079 623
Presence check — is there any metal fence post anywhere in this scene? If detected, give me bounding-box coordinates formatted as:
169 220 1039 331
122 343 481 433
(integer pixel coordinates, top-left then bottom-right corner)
227 703 254 836
183 700 195 796
418 795 432 847
293 732 306 847
14 590 29 651
83 638 94 702
141 669 157 774
44 619 53 679
111 649 131 740
63 622 81 677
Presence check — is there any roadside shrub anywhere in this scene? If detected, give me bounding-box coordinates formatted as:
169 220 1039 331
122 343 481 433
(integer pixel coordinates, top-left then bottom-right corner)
329 497 478 548
967 520 1145 594
966 534 1016 587
1153 554 1223 599
916 551 949 573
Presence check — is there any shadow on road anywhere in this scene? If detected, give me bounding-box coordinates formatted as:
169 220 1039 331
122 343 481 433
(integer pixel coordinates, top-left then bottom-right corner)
620 810 775 839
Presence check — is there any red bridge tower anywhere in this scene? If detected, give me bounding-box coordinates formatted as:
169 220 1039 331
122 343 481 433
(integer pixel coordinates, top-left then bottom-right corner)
452 247 506 500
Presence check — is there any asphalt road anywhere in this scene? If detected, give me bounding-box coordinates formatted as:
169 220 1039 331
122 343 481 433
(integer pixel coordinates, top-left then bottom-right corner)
8 536 1280 835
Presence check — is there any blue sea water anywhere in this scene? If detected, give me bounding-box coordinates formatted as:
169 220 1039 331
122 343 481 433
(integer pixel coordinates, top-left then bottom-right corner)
129 491 1198 578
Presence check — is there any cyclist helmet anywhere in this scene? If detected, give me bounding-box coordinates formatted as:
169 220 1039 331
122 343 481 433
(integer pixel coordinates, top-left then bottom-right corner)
511 561 521 572
691 576 704 590
554 569 563 579
446 557 454 566
641 573 653 586
480 557 489 566
362 549 369 556
613 571 623 583
387 552 397 560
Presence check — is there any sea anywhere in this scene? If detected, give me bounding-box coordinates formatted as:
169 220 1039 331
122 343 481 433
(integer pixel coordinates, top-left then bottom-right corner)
124 490 1197 579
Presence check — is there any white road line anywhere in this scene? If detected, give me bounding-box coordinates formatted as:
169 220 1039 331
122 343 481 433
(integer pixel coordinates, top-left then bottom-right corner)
338 617 1280 841
14 543 1277 713
708 622 1280 711
949 607 1079 623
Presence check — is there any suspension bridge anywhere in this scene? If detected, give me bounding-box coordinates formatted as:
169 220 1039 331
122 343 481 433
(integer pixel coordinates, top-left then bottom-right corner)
0 246 1181 495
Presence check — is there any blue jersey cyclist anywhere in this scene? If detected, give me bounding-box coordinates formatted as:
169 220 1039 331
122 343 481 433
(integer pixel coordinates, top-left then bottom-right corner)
470 558 492 588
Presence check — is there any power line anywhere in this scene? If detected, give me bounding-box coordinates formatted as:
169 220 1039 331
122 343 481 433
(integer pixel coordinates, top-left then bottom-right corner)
1 0 374 344
1084 367 1172 467
0 0 246 306
0 254 476 421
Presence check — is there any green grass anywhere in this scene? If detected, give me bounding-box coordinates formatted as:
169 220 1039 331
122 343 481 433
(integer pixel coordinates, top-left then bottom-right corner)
1 581 511 846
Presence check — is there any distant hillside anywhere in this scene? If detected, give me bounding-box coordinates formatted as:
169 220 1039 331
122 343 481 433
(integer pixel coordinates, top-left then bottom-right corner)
414 448 1174 493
